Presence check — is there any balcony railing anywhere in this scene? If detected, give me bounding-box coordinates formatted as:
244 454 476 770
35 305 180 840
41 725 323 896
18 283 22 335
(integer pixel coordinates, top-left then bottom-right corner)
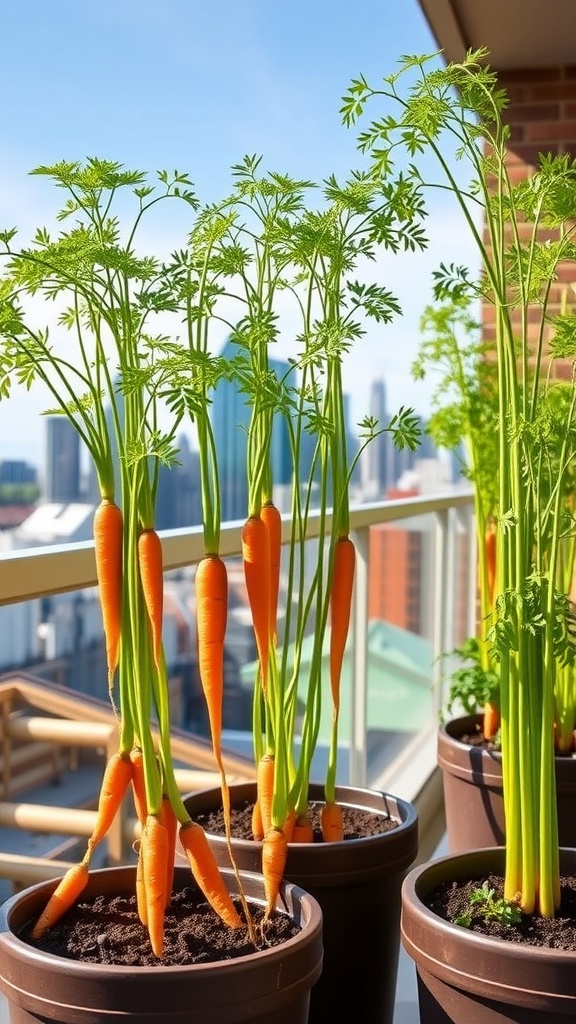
0 488 474 887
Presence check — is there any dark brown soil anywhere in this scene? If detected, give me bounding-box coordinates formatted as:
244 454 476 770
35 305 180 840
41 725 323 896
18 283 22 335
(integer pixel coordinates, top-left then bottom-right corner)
22 883 300 967
457 723 500 750
456 723 575 758
196 799 396 842
426 872 576 950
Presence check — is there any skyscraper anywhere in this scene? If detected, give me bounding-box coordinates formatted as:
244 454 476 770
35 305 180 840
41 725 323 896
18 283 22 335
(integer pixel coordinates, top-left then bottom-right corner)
361 379 388 496
211 338 293 523
45 418 81 503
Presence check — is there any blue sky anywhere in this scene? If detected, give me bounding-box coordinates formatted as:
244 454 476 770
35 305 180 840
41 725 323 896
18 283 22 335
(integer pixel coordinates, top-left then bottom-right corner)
0 0 478 470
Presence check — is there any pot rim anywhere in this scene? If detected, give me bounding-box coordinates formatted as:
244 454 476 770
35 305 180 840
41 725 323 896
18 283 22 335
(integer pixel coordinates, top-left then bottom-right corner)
187 780 418 851
0 864 322 976
401 847 576 1009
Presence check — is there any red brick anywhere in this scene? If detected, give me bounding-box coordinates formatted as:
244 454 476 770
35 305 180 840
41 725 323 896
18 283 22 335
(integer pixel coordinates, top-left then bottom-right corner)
526 121 576 142
556 263 576 284
505 103 559 124
507 142 558 166
530 82 576 102
501 83 527 104
505 161 532 184
554 360 575 381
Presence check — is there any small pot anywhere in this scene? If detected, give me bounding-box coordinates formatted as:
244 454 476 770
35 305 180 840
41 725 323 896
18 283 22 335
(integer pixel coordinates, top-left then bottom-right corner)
185 781 418 1024
438 714 576 852
0 865 323 1024
402 846 576 1023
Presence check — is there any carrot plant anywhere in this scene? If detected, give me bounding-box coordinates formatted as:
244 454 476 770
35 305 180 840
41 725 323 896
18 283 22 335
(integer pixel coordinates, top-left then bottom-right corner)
413 296 501 735
0 149 424 934
0 160 246 951
151 154 423 898
193 158 424 887
342 50 576 916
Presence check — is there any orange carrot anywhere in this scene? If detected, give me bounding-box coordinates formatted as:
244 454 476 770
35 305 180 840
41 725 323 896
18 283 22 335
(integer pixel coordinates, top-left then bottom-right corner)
483 701 500 741
87 752 133 854
179 821 242 928
161 795 178 908
93 499 123 683
130 746 147 826
329 536 356 714
321 801 344 843
282 807 297 843
241 514 271 694
195 555 227 768
31 861 89 939
291 814 314 844
252 799 264 842
140 813 169 956
256 753 275 837
135 841 148 926
138 528 164 669
261 501 282 640
262 827 288 913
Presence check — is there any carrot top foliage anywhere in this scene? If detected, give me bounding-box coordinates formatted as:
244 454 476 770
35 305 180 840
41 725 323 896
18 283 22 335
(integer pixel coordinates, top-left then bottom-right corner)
342 48 576 917
0 146 423 939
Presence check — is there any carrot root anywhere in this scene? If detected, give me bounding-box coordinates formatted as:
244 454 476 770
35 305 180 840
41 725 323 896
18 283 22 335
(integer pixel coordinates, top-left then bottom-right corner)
282 807 297 843
136 841 148 926
241 514 271 694
129 747 148 826
251 799 264 842
161 796 178 908
179 821 242 929
321 801 344 843
291 814 314 844
329 536 356 714
195 555 227 766
261 501 282 640
483 701 500 741
138 528 164 669
262 827 288 914
31 861 89 939
141 813 169 957
93 499 123 684
87 752 133 854
256 753 275 837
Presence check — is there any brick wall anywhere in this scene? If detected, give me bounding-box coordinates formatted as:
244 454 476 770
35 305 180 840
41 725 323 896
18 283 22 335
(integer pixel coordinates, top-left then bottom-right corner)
482 66 576 368
498 66 576 168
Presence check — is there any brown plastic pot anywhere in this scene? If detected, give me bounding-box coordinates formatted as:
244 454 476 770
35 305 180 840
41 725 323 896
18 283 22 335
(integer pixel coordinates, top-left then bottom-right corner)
401 846 576 1023
438 714 576 852
0 864 323 1024
184 781 418 1024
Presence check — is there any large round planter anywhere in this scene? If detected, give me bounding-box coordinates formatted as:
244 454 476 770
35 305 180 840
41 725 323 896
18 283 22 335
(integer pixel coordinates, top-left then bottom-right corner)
438 714 576 852
184 781 418 1024
401 846 576 1023
0 864 323 1024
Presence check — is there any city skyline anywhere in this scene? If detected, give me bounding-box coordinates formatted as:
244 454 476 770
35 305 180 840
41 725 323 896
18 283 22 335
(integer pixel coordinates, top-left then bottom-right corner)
0 0 480 468
0 367 457 537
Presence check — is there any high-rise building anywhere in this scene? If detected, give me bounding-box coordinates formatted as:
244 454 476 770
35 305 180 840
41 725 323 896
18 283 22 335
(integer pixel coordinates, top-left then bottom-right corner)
361 379 388 496
211 338 293 523
0 460 38 486
45 418 81 503
155 434 202 530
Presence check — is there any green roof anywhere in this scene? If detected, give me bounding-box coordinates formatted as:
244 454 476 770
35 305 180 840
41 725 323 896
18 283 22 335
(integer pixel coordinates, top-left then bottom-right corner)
240 618 433 746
